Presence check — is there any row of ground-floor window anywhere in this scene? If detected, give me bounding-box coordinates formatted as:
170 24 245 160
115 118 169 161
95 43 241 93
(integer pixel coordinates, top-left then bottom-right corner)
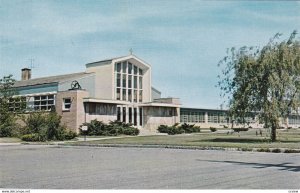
180 108 300 126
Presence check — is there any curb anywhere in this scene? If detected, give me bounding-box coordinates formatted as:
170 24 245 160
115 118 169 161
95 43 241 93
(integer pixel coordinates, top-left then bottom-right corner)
57 143 300 153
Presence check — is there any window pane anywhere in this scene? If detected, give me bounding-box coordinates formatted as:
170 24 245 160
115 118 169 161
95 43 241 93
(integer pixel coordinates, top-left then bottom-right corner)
89 103 96 114
139 77 142 89
63 98 71 110
128 89 132 102
41 96 47 100
128 63 132 74
64 98 71 103
139 90 142 102
122 89 126 101
48 95 54 99
122 61 127 73
134 76 137 89
134 90 137 102
116 74 121 87
116 63 121 72
134 66 138 75
116 88 120 100
128 75 132 88
139 68 143 75
122 74 126 88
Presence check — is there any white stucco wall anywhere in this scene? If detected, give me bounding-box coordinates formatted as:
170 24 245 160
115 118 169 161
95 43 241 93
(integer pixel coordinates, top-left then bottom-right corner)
58 74 96 97
86 62 114 100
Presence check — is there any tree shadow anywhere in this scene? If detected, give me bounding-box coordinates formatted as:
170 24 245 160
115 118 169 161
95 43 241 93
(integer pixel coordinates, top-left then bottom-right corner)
199 138 268 143
197 159 300 172
198 138 298 143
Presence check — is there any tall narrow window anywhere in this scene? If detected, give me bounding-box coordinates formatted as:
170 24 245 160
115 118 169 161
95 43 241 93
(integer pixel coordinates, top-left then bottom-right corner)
129 107 132 123
117 107 121 121
139 68 143 75
134 108 137 126
123 107 126 122
139 107 143 126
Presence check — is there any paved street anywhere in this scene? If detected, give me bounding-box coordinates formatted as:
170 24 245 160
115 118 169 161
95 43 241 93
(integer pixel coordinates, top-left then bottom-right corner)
0 145 299 189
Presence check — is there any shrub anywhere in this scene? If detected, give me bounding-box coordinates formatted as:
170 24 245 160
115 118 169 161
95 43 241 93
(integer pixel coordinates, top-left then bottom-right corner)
210 127 217 132
22 113 47 134
284 149 300 153
257 148 271 152
271 148 281 153
232 128 249 133
240 147 252 152
158 123 200 135
80 119 139 136
157 125 183 135
80 119 106 136
180 123 200 133
21 111 77 141
57 127 77 140
157 125 170 133
122 127 140 136
21 133 44 142
0 120 19 137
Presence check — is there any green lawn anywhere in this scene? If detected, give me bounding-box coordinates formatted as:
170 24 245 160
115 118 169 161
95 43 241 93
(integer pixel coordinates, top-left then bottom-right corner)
71 128 300 149
0 137 22 143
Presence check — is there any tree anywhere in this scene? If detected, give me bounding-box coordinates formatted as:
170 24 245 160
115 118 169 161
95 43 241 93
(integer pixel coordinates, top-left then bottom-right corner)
218 31 300 142
0 75 20 137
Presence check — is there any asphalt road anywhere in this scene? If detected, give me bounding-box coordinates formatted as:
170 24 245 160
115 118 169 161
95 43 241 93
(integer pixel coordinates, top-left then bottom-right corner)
0 145 299 189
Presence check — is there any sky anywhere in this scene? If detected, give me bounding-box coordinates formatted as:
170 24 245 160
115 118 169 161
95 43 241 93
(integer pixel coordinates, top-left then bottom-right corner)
1 0 300 109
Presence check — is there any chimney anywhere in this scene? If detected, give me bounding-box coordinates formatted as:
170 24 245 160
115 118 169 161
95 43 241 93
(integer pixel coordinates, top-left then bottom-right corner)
21 68 31 81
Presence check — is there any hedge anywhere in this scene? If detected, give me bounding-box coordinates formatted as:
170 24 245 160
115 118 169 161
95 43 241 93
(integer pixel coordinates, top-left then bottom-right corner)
80 120 139 136
158 123 200 135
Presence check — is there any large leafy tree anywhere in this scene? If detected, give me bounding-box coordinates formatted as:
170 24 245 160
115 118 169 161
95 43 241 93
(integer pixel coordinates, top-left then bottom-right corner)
0 75 20 137
218 31 300 141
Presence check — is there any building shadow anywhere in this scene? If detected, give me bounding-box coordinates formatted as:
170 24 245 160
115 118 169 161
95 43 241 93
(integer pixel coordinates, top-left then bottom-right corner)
197 159 300 172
